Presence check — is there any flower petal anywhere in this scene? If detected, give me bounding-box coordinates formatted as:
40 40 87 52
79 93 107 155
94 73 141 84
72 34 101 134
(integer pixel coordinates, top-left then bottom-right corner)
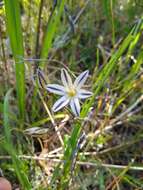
46 84 65 95
70 98 80 116
52 96 69 112
61 69 73 88
78 89 93 99
74 70 89 89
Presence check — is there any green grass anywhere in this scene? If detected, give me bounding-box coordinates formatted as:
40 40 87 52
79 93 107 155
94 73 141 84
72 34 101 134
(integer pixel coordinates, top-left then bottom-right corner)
40 0 66 68
4 0 25 121
3 89 31 189
0 0 143 189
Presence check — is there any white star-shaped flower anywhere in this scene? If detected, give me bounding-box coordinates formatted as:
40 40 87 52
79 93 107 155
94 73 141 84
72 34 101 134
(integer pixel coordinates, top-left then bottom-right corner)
46 69 93 116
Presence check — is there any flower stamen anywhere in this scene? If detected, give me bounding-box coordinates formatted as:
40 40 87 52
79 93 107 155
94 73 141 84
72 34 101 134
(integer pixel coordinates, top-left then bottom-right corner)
67 88 76 97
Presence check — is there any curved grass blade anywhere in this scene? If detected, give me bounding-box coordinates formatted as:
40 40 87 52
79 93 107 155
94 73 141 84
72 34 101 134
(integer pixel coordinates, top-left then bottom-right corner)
3 89 31 189
40 0 66 67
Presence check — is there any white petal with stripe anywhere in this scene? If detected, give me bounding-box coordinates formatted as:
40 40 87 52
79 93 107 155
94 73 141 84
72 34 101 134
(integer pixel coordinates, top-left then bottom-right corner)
70 98 80 116
61 68 73 88
52 96 69 112
78 89 93 99
74 70 89 89
46 84 65 95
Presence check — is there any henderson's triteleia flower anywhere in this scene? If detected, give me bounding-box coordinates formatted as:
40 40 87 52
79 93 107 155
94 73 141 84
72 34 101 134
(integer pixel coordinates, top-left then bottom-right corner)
46 69 93 116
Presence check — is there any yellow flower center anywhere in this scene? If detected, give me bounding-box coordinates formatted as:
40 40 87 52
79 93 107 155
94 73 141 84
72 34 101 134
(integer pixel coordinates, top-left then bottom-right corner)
67 88 76 97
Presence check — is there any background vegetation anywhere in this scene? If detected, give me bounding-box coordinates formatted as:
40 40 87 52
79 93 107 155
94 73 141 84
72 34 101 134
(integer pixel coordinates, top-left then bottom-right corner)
0 0 143 189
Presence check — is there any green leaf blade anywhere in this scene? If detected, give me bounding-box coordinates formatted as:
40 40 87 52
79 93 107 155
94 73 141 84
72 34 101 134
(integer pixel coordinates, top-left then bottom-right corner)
4 0 25 120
